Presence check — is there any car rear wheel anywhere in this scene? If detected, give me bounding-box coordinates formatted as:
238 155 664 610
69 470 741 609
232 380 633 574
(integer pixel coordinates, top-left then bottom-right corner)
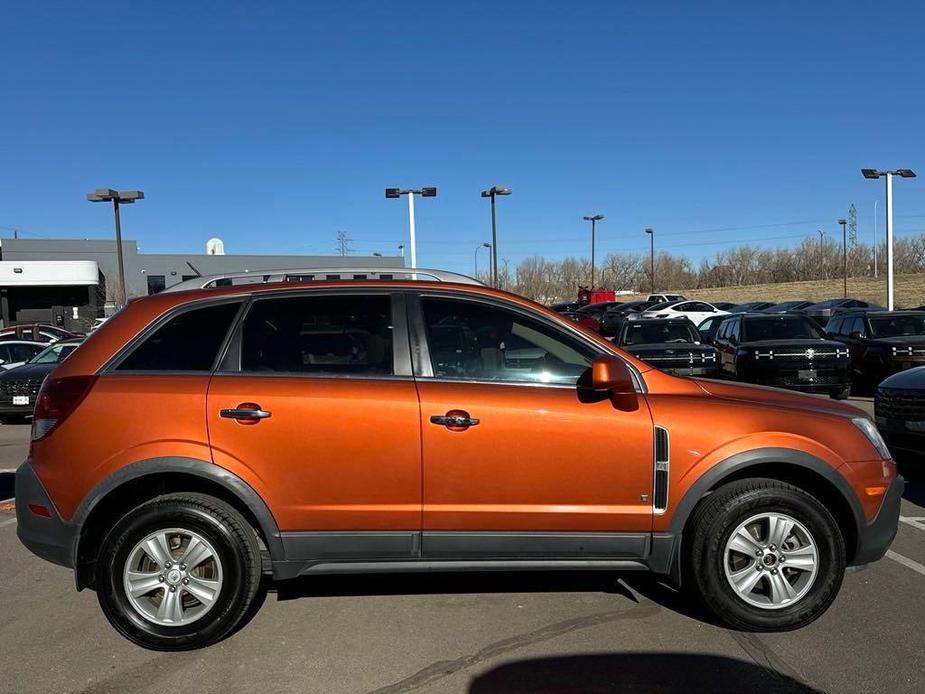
688 478 845 631
96 493 261 650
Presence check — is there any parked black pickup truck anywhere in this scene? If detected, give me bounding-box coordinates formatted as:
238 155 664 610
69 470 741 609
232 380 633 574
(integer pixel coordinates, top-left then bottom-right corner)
711 313 852 398
827 310 925 391
615 317 718 376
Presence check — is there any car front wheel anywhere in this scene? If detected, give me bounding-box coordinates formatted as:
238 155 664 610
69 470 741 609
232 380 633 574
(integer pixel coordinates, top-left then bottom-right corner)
95 493 261 650
688 478 846 631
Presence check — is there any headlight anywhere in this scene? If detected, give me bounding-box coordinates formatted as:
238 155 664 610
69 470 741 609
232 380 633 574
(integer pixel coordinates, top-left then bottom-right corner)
852 417 892 460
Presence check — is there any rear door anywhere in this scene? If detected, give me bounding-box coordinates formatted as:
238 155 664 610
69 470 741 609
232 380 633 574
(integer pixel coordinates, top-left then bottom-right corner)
206 291 422 548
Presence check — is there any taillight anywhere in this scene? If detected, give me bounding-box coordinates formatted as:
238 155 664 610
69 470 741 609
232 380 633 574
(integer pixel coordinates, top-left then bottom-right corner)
31 375 97 441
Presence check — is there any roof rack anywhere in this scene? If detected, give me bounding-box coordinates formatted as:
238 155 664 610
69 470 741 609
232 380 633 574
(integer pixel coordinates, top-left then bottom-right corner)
162 267 485 293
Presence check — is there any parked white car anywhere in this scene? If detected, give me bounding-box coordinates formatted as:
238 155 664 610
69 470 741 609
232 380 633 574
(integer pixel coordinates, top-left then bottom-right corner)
646 293 687 304
641 300 728 326
0 340 46 370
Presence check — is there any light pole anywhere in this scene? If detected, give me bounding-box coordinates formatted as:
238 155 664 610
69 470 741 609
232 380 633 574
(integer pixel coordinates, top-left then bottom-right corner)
480 186 512 288
86 188 144 307
838 218 848 298
862 168 917 310
474 242 491 278
385 187 437 269
873 199 878 278
645 228 655 293
583 214 604 289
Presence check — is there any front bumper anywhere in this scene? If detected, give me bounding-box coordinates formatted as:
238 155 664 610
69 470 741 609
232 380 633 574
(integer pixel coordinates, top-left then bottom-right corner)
852 474 904 566
15 461 76 569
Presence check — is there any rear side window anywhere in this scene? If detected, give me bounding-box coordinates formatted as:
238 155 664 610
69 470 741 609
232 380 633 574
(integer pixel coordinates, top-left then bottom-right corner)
240 294 393 375
118 301 241 371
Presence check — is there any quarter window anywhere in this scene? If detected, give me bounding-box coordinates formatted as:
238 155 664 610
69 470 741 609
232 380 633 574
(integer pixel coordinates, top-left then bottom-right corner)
240 295 394 375
421 298 593 385
118 301 242 371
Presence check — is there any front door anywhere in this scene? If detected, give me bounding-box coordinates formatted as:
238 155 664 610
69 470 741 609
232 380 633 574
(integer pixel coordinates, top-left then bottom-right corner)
412 295 654 559
207 292 421 537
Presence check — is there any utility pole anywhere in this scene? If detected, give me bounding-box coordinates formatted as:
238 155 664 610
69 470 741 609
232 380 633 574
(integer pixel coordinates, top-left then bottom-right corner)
336 230 352 256
583 214 604 289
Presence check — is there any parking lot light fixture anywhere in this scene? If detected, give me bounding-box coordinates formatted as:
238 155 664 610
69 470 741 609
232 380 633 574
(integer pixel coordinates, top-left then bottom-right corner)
385 187 437 269
582 214 604 289
861 168 917 310
86 188 144 307
481 186 512 288
645 228 655 293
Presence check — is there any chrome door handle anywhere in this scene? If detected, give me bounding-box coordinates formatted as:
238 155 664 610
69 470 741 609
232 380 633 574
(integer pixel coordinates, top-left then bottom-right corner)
221 407 272 421
430 413 479 428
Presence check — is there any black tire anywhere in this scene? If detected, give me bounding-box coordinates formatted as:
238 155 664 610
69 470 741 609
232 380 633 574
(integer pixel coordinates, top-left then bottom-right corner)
687 478 845 632
95 493 261 650
829 386 851 400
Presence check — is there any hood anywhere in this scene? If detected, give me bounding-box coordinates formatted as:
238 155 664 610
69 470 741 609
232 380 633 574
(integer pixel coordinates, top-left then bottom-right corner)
871 335 925 347
0 362 57 381
880 365 925 390
738 339 845 350
692 378 865 418
624 343 714 354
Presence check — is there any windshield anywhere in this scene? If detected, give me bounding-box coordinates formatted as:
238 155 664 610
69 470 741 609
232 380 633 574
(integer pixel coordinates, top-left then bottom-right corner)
807 299 843 309
868 315 925 338
621 321 699 345
28 343 79 364
743 317 824 341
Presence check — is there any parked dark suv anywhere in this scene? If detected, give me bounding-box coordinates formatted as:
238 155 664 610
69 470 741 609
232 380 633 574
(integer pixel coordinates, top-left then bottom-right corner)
713 313 852 398
827 310 925 390
876 366 925 462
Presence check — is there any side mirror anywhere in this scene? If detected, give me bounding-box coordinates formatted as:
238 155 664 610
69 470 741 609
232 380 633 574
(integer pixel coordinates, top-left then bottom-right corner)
592 355 635 393
849 331 863 339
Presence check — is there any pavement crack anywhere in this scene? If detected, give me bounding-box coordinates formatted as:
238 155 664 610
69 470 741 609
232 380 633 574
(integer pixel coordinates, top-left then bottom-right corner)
728 631 821 692
369 602 661 693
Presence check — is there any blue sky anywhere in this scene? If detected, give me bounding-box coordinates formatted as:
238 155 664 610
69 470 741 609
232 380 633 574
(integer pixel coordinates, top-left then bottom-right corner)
1 1 922 274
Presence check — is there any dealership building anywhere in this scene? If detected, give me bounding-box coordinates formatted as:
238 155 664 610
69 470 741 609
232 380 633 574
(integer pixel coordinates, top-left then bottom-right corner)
0 236 402 332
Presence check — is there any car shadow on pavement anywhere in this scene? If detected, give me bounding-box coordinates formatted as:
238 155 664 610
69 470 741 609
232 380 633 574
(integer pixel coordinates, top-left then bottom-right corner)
467 653 820 693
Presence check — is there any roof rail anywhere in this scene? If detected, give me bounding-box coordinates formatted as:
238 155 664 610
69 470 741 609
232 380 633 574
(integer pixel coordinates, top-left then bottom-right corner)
162 267 485 293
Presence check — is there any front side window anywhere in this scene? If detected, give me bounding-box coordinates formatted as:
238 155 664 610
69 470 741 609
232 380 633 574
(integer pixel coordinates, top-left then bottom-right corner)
118 301 242 371
421 298 593 385
29 343 79 364
241 295 393 375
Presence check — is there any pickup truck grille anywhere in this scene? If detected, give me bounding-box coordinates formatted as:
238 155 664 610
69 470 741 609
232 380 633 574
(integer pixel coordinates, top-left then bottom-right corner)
0 379 42 397
876 388 925 421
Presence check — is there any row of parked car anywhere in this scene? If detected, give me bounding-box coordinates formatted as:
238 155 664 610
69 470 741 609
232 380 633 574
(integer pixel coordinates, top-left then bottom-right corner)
551 294 925 402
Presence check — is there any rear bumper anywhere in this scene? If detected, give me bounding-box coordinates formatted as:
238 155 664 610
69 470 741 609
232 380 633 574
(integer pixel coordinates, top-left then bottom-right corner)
15 461 76 569
852 474 904 566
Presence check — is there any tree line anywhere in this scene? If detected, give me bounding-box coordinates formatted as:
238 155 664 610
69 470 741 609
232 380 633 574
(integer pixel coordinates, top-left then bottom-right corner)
486 233 925 303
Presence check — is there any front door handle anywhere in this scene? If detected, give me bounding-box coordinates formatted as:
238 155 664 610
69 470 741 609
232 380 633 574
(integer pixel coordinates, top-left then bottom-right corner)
430 410 479 430
221 403 272 423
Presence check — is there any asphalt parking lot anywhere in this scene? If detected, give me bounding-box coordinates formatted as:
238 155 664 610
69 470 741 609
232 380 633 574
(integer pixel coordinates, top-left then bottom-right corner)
1 398 924 694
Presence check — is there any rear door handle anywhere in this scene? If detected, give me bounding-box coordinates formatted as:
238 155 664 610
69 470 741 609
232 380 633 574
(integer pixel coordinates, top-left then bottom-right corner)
221 403 272 422
430 410 479 429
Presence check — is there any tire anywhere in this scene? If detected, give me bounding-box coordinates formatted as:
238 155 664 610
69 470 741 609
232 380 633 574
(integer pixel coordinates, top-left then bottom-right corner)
95 493 262 650
829 386 851 400
687 478 845 632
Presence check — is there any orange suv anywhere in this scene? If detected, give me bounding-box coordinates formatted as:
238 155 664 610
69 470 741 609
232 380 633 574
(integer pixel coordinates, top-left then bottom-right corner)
15 278 902 649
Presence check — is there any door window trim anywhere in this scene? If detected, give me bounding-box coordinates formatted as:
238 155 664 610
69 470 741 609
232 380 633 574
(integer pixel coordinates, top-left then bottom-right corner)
407 290 645 391
215 288 413 380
